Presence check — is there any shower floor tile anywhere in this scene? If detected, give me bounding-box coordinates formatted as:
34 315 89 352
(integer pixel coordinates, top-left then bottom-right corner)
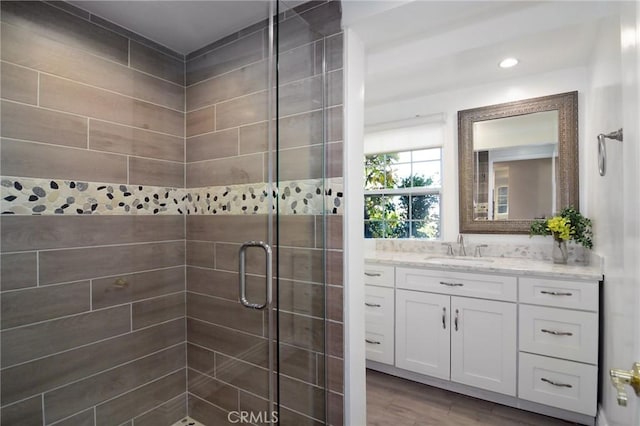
172 417 206 426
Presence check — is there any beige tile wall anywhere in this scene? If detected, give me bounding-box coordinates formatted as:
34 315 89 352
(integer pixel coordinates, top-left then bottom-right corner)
0 1 185 189
0 2 188 424
0 1 344 425
0 216 187 424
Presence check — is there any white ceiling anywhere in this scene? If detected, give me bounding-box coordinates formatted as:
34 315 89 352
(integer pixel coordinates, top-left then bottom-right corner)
70 0 620 107
70 1 288 55
346 1 620 108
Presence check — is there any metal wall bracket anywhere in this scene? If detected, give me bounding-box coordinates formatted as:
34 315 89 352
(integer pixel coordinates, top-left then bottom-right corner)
598 128 623 176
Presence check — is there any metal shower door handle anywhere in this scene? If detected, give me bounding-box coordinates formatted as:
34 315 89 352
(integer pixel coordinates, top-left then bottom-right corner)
239 241 272 310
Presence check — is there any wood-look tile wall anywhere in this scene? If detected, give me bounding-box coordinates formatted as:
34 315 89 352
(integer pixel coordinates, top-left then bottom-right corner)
0 2 188 425
185 2 343 189
184 2 344 424
1 1 344 425
0 0 186 189
0 216 187 425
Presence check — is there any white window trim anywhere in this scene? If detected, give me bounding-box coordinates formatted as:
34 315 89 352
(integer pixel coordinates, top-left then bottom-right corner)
365 187 441 196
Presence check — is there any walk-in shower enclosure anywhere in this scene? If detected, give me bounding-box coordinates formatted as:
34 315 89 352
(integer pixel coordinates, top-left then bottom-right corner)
0 1 344 424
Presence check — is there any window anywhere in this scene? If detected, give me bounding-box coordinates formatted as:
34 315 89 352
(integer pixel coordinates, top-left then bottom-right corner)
495 186 509 216
364 148 442 239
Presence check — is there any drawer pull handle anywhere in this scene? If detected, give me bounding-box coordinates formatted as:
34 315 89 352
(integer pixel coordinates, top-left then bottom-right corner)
440 281 464 287
365 339 381 345
442 307 446 329
541 329 573 336
365 272 382 277
365 302 381 307
540 290 573 296
541 377 573 388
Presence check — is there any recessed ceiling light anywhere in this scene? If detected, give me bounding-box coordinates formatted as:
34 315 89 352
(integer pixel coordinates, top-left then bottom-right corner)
499 58 519 68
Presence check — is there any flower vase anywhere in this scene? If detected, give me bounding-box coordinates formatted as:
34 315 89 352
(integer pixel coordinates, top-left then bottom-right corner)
578 247 591 266
552 239 568 264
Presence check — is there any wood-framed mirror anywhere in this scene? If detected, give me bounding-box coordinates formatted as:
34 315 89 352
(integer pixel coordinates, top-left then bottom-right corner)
458 91 579 234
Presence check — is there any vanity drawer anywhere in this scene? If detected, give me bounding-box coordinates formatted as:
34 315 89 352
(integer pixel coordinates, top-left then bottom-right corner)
519 277 598 311
365 285 394 325
519 352 597 416
365 286 394 365
396 267 517 302
519 305 598 364
364 264 395 288
365 323 394 365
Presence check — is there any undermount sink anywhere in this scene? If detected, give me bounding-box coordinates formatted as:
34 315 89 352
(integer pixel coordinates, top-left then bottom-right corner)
425 257 495 266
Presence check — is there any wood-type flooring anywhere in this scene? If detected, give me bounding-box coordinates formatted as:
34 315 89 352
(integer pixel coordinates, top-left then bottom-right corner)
366 369 580 426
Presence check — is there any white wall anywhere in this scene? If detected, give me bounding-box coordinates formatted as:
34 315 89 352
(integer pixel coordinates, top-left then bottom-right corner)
365 66 589 241
583 18 626 423
343 28 367 426
626 5 640 426
587 6 640 426
622 5 640 426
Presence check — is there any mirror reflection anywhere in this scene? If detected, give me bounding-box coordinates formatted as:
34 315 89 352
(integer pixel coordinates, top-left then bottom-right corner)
472 111 559 221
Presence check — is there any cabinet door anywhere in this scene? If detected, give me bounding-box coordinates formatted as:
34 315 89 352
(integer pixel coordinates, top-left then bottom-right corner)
395 289 450 380
450 297 517 396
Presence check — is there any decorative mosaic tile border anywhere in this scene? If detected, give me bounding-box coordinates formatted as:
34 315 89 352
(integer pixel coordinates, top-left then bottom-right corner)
1 176 343 216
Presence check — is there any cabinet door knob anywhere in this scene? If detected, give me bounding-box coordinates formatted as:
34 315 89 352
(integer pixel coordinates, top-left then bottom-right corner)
541 377 573 388
365 339 381 345
454 309 459 331
541 329 573 336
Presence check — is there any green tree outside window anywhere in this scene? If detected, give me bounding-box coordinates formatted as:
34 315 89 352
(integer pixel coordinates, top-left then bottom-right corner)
364 150 441 239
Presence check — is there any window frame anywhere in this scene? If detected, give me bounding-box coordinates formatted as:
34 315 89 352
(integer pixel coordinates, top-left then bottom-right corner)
494 185 509 219
364 147 443 239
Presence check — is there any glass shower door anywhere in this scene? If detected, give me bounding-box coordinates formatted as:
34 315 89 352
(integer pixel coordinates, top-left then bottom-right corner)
271 1 343 424
223 1 336 424
186 0 341 423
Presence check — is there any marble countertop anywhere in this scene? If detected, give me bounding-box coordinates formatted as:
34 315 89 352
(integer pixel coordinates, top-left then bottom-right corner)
366 251 603 281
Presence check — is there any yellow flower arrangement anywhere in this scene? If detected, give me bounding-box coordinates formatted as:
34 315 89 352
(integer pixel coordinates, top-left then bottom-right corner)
546 216 572 241
530 207 593 249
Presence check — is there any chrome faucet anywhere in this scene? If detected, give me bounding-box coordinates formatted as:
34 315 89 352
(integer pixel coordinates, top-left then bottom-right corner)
443 243 455 256
457 234 466 257
474 244 488 257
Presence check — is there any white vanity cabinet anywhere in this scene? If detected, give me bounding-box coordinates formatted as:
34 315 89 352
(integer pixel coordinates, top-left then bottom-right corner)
365 258 602 425
364 264 395 365
395 268 517 396
517 277 599 416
